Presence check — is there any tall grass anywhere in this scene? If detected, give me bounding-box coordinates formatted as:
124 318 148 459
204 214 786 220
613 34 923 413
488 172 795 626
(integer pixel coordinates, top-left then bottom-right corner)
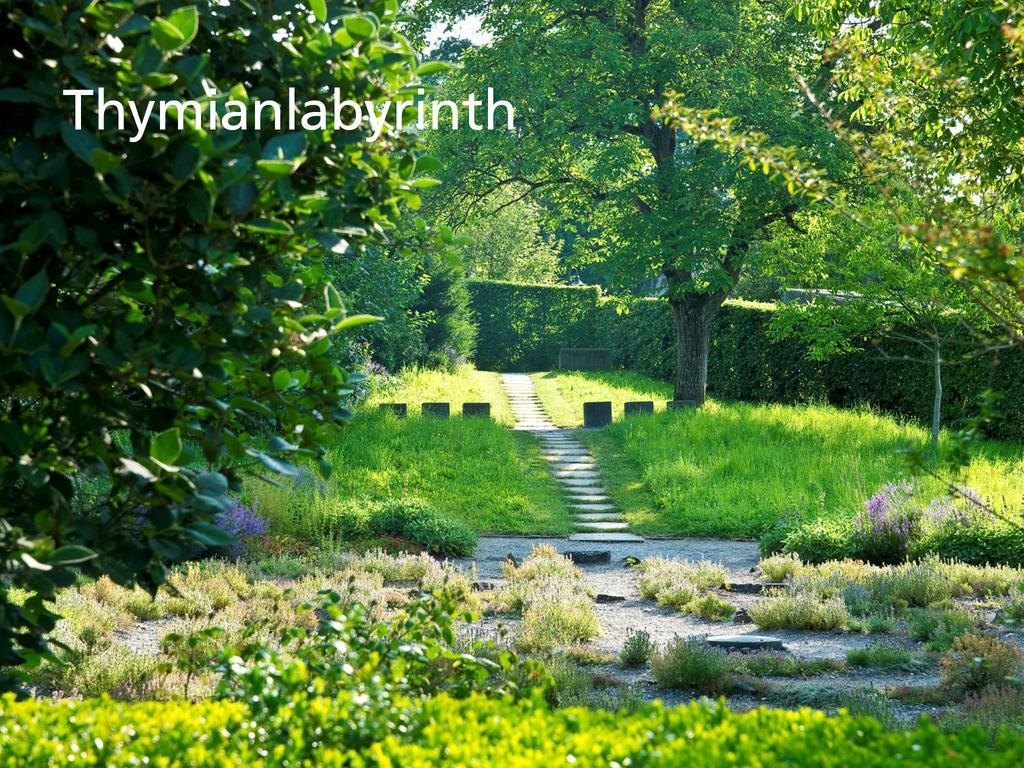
248 366 570 538
534 371 1024 538
370 365 514 425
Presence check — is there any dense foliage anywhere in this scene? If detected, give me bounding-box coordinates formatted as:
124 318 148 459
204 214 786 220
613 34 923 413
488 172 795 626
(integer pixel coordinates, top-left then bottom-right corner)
469 280 1024 440
418 0 851 403
0 0 435 686
4 686 1023 765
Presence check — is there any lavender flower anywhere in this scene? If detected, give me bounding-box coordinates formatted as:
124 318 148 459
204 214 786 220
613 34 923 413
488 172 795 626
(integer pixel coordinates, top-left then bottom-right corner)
855 482 919 562
213 500 269 558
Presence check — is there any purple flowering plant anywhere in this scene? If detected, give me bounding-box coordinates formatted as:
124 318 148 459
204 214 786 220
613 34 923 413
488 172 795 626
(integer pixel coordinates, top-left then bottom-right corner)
855 482 920 564
213 500 270 558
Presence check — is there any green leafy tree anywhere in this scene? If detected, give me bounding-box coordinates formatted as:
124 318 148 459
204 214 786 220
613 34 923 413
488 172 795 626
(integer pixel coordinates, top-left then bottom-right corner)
417 0 847 402
764 201 991 450
783 1 1024 343
0 0 435 688
447 188 563 283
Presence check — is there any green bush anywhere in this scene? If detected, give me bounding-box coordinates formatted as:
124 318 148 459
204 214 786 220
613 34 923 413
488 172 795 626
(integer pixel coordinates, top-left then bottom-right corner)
367 498 477 557
908 607 979 652
620 630 656 668
650 638 733 694
467 280 1024 441
914 525 1024 568
6 687 1024 766
780 519 858 563
940 633 1023 696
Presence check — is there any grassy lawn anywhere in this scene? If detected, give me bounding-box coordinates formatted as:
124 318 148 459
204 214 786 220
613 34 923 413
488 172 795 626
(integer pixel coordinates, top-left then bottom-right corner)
248 366 571 537
371 366 516 425
533 371 1024 539
531 370 673 427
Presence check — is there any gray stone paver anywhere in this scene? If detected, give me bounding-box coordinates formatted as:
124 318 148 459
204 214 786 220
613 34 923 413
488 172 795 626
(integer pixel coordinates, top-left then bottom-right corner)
500 372 642 543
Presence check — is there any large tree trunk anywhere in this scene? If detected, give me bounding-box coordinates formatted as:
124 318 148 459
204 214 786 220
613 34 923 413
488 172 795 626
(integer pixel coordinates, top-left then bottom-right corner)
669 295 722 404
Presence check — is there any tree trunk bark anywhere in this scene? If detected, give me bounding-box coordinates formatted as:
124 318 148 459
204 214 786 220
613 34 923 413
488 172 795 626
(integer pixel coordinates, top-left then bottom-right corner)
669 296 719 404
931 342 942 452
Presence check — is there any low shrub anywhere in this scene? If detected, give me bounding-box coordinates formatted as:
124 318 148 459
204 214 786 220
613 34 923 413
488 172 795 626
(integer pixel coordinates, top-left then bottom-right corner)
685 594 737 622
9 688 1024 766
846 644 917 670
907 607 978 652
781 518 858 563
213 500 270 558
759 553 805 582
733 653 843 678
749 592 850 631
493 546 599 652
854 483 920 565
940 633 1023 696
915 524 1024 568
651 638 733 694
940 686 1024 740
367 498 477 556
620 629 656 668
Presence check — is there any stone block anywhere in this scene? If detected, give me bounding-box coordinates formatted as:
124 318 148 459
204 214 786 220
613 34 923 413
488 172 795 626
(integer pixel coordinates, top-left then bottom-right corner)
462 402 491 417
624 400 654 416
379 403 407 417
583 401 612 428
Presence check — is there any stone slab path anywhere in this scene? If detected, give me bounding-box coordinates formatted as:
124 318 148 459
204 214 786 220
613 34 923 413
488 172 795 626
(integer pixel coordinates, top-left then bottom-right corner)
501 373 643 543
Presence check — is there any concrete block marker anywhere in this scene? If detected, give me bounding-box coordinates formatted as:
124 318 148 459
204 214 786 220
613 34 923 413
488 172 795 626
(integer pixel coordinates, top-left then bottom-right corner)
624 401 654 416
499 371 643 543
567 550 612 565
462 402 491 417
706 635 784 652
379 403 407 417
583 401 613 428
421 402 450 417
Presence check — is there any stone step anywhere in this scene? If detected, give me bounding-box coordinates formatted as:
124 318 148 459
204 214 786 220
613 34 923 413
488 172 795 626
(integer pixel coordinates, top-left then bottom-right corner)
559 484 607 494
569 532 645 543
550 462 597 471
574 513 624 522
571 503 616 512
575 521 629 532
553 471 601 480
567 495 610 503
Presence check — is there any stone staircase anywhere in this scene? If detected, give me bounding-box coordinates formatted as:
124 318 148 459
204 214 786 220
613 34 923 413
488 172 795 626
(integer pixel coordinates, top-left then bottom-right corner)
501 373 643 543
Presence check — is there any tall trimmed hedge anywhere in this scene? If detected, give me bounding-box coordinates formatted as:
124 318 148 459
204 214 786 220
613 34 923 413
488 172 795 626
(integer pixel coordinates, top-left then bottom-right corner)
467 280 1024 441
469 280 603 370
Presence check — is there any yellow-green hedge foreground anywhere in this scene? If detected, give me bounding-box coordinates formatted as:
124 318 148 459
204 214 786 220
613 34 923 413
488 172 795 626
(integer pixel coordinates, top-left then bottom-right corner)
2 694 1022 767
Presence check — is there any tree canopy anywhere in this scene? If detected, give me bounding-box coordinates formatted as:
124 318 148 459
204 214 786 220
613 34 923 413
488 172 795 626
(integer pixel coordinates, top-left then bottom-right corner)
418 0 850 401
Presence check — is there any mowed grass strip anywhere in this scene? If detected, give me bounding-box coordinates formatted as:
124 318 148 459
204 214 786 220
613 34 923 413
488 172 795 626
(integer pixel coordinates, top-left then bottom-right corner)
533 371 1024 539
252 366 571 536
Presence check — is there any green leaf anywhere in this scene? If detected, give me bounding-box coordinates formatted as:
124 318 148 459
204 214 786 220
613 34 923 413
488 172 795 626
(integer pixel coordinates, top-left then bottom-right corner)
150 428 183 465
185 521 233 548
195 471 228 496
143 72 178 88
272 369 294 391
43 546 97 566
324 283 344 312
344 15 376 40
14 271 48 313
20 553 52 572
254 451 298 476
241 218 294 235
151 6 199 53
416 61 454 77
308 0 327 23
335 314 382 330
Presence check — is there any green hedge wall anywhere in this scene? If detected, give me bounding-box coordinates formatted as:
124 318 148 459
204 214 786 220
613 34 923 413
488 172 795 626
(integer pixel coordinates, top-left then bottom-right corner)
4 692 1022 766
467 280 1024 441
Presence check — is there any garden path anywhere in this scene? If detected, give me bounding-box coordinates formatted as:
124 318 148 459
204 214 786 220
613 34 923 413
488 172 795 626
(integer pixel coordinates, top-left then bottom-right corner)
500 373 643 543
